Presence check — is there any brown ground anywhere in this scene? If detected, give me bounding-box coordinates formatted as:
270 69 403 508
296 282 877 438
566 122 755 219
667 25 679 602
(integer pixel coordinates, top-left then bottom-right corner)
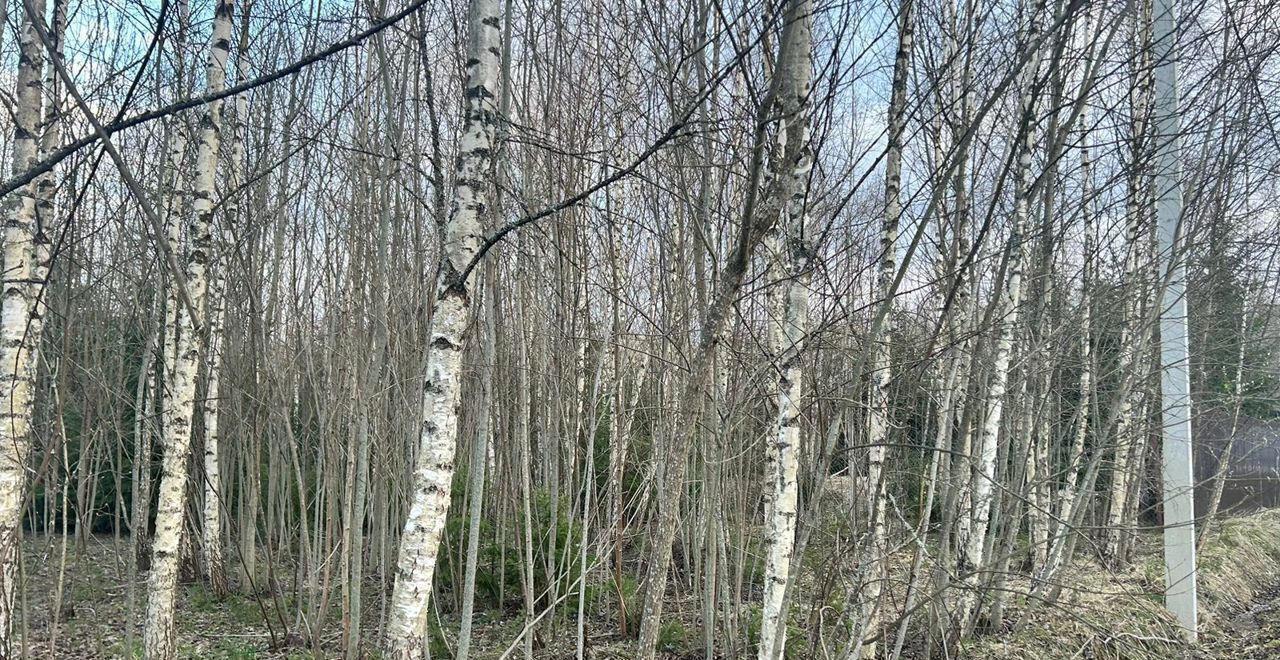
15 516 1280 658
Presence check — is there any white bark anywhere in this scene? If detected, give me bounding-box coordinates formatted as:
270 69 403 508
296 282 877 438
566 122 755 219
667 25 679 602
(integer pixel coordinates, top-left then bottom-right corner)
854 2 912 655
384 0 502 656
633 2 814 657
31 0 65 374
230 13 257 594
127 311 160 647
200 0 250 597
144 0 234 655
1104 217 1146 565
758 70 814 658
759 252 809 660
201 221 230 596
0 0 45 651
956 2 1040 631
224 3 252 595
1037 54 1095 588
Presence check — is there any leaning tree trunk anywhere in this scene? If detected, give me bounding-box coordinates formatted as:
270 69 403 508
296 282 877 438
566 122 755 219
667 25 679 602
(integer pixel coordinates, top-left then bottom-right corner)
382 0 503 656
0 0 46 652
144 0 234 656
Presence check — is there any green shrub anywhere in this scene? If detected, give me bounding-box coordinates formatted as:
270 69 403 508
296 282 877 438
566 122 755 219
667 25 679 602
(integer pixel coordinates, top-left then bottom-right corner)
657 620 689 652
187 584 218 612
183 583 263 627
437 484 591 613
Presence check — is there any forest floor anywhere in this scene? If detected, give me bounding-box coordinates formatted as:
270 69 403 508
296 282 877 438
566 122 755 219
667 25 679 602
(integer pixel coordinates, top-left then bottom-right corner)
13 510 1280 659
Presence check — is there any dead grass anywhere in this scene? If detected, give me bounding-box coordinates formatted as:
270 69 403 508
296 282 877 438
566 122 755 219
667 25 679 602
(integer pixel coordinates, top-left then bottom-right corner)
969 509 1280 660
15 511 1280 658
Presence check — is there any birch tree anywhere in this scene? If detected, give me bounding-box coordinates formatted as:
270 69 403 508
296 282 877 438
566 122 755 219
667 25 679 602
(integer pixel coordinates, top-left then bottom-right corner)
854 1 913 654
1033 8 1097 589
758 6 815 657
144 0 235 655
383 0 503 655
0 0 1273 656
0 0 46 652
635 1 815 656
1105 0 1154 566
955 0 1042 633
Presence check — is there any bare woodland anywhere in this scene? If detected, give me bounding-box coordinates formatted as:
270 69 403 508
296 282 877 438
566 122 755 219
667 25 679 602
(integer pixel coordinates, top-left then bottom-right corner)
2 0 1280 657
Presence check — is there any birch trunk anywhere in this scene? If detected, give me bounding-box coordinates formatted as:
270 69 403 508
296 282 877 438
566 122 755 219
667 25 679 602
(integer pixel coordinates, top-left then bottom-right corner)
604 227 636 637
637 3 808 654
0 0 45 651
1105 0 1153 566
636 2 813 656
854 2 912 654
127 310 160 648
226 3 253 595
1035 62 1095 592
758 219 810 660
30 0 64 377
200 0 251 599
758 41 815 654
144 0 234 655
383 0 502 655
153 40 189 572
955 2 1040 632
929 1 975 640
459 3 511 645
201 210 230 598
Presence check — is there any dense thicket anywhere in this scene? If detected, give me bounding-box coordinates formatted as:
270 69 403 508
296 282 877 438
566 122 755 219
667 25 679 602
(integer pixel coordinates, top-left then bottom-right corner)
0 0 1278 657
